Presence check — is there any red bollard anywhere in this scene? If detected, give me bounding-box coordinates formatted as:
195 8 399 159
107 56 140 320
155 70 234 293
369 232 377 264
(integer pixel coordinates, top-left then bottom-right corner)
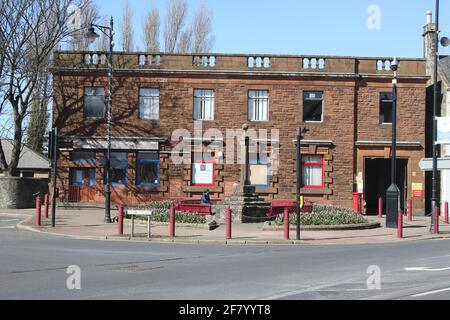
35 195 41 226
378 197 383 218
44 194 49 219
118 205 124 236
397 208 403 239
169 206 175 239
283 208 290 240
434 206 439 235
226 208 232 240
445 202 449 225
408 199 413 222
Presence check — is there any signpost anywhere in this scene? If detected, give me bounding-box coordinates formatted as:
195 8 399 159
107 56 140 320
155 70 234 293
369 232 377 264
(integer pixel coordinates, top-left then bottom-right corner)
419 158 450 171
127 210 153 239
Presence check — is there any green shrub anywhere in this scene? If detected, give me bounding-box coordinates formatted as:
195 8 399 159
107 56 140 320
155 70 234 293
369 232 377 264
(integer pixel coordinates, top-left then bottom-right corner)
275 204 368 226
126 200 207 225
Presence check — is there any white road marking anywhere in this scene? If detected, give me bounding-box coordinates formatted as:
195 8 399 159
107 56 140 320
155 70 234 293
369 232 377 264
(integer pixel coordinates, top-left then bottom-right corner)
0 226 15 229
411 287 450 298
405 267 450 272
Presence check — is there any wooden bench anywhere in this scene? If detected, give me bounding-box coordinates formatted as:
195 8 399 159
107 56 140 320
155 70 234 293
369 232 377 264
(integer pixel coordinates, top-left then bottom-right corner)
173 199 221 216
267 200 313 217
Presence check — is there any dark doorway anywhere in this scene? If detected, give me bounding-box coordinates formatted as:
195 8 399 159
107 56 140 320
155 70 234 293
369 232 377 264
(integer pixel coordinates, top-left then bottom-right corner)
364 158 408 215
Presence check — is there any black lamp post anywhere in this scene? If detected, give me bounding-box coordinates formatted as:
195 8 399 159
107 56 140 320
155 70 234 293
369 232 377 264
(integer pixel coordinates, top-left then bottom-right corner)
386 57 400 228
85 17 114 223
296 127 309 240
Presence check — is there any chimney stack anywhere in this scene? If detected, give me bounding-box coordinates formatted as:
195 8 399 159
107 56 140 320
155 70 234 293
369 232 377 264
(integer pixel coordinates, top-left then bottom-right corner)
423 11 436 81
426 11 433 25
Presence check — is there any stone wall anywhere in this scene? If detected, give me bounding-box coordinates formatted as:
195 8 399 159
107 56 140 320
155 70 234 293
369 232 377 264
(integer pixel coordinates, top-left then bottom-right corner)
52 61 428 211
0 177 49 209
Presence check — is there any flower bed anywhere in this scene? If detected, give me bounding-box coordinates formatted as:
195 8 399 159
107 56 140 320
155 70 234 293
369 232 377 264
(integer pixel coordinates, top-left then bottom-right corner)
128 200 207 225
274 204 369 226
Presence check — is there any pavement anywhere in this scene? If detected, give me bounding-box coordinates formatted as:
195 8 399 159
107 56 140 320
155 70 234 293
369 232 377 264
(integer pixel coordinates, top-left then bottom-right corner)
5 207 450 245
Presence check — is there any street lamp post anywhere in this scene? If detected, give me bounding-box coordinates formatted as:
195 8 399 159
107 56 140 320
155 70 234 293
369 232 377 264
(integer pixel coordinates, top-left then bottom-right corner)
296 128 309 240
85 17 114 223
386 57 400 228
431 0 441 231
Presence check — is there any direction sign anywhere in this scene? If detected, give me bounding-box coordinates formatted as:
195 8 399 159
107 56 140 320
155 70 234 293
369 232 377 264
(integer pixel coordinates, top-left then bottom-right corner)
419 158 450 171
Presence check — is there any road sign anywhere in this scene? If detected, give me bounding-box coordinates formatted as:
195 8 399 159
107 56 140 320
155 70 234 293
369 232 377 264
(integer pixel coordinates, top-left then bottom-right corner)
412 190 424 198
419 158 450 171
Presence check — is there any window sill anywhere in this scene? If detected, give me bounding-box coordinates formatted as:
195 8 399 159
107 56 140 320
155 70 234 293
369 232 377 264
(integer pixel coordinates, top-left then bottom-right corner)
300 188 326 195
135 185 168 193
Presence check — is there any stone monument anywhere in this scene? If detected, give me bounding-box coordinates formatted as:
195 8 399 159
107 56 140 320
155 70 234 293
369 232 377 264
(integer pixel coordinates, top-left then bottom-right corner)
215 124 271 223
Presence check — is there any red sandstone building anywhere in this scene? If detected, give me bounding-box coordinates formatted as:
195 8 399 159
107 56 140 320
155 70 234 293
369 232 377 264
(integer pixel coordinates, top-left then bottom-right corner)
52 52 428 214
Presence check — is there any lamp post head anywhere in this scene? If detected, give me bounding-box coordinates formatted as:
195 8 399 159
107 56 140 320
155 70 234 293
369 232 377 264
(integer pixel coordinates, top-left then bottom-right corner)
85 26 100 44
242 123 249 132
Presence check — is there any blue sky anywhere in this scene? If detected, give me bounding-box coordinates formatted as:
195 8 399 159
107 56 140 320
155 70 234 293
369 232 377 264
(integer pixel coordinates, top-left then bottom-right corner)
94 0 450 58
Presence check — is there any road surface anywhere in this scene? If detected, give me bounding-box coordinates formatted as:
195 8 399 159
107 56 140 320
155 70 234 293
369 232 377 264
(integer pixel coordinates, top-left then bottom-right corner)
1 216 450 300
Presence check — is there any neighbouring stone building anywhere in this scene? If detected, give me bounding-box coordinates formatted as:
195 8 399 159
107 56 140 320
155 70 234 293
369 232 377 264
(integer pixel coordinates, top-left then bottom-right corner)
0 140 50 209
51 49 428 215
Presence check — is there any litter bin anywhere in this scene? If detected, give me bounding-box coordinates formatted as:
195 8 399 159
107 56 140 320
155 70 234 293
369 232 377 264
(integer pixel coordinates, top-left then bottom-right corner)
353 192 363 214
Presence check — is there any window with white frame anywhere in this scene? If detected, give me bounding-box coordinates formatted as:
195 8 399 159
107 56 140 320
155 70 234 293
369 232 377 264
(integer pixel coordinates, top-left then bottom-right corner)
379 93 393 124
303 91 323 122
101 152 128 186
302 155 324 188
84 87 105 119
248 90 269 121
193 89 214 120
136 152 160 186
139 88 160 120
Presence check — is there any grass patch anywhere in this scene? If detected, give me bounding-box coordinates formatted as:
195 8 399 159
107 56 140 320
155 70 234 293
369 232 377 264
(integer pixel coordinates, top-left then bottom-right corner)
126 200 207 225
275 204 369 226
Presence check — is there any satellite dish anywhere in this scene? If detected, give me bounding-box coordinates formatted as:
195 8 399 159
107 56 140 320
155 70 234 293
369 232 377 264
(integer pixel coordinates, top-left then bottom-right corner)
441 37 450 47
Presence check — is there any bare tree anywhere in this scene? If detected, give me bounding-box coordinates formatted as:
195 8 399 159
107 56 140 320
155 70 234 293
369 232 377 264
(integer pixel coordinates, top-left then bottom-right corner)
120 0 134 52
67 0 100 51
192 2 214 53
0 0 80 176
176 27 192 53
142 7 160 52
164 0 188 53
98 18 110 51
27 71 51 152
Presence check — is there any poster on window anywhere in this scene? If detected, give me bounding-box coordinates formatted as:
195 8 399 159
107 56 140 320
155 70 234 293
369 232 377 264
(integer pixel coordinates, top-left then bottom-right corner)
192 162 214 186
437 117 450 145
250 164 269 187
